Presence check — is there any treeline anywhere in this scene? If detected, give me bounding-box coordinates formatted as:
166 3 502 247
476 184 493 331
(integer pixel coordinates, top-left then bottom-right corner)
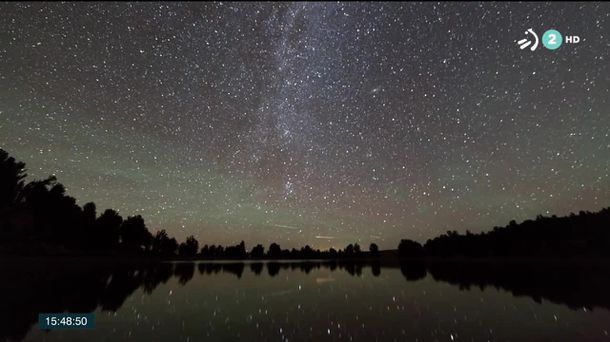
2 148 609 259
0 149 379 258
0 148 169 255
396 209 610 258
197 241 379 260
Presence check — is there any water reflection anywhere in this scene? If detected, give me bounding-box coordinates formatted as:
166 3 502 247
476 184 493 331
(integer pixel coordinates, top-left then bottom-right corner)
250 262 264 275
1 259 609 341
426 260 610 311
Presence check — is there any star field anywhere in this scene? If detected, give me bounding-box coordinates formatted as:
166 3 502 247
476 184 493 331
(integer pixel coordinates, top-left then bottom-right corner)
1 2 608 248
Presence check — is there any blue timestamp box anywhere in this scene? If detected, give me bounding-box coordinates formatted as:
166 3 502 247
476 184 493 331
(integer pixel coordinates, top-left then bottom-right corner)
39 313 95 330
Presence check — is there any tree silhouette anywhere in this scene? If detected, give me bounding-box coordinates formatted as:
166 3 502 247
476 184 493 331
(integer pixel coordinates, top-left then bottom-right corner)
398 239 425 257
344 243 354 256
0 151 32 237
200 244 210 257
369 243 379 257
82 202 96 224
236 241 246 258
423 209 610 258
0 149 27 211
2 147 610 260
95 209 122 249
222 240 247 258
152 230 178 256
268 242 281 258
82 202 97 246
178 235 199 257
22 177 84 247
250 244 265 259
304 245 316 258
119 215 152 252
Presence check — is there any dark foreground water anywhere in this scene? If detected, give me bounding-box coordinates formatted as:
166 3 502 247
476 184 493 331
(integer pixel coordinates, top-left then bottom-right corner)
2 260 610 341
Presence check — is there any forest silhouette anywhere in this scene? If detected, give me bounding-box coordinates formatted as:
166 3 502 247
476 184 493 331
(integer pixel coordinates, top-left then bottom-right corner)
1 148 609 259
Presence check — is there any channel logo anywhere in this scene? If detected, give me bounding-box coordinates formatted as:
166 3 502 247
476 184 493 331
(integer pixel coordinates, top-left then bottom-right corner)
542 29 563 50
516 29 580 51
517 28 539 51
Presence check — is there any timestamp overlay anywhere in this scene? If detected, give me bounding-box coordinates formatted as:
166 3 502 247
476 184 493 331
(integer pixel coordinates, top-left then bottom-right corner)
38 313 95 330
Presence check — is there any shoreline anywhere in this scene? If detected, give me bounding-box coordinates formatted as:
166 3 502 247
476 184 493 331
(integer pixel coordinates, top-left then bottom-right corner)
2 254 610 265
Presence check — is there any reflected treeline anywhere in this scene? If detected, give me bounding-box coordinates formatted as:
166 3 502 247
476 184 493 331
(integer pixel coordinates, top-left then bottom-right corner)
396 260 610 311
266 260 370 276
0 261 172 342
426 260 610 311
197 262 245 279
2 260 610 341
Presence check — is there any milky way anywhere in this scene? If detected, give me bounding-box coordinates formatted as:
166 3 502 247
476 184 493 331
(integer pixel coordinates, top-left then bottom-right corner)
1 2 608 248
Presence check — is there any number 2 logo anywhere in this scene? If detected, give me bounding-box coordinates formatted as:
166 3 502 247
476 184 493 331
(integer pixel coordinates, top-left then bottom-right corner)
543 29 563 50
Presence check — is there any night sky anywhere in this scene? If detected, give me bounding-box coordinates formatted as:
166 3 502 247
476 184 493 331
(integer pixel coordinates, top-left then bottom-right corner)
1 2 608 249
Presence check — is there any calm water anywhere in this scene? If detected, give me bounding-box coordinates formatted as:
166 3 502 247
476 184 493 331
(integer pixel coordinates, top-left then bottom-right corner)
3 260 610 341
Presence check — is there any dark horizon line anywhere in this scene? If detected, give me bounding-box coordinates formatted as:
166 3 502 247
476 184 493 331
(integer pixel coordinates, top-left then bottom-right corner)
1 148 609 259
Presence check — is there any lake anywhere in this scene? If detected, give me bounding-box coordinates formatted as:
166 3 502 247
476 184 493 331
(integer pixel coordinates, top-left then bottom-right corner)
3 260 610 341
